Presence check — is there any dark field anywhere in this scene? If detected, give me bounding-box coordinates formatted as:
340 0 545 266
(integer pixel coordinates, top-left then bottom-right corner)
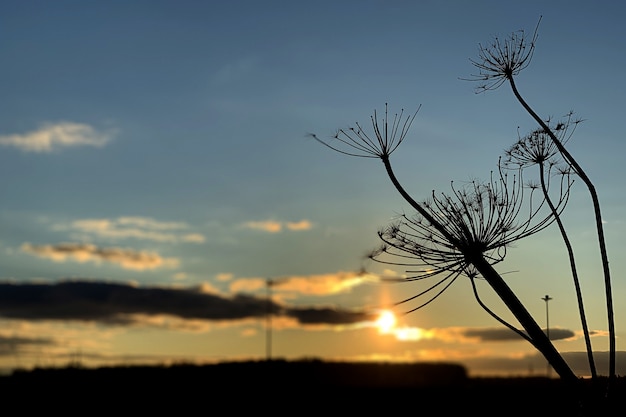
1 360 622 415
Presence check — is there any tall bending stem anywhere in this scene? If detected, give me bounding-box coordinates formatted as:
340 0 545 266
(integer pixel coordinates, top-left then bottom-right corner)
539 163 597 378
509 77 615 380
382 157 578 382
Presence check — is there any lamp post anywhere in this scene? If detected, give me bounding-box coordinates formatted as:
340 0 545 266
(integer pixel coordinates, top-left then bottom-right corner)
542 294 553 377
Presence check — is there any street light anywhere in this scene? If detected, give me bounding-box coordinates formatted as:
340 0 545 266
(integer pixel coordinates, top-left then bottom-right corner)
542 294 553 377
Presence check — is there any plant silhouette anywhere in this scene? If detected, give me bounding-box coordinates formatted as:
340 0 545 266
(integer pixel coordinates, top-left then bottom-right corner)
309 17 618 412
504 115 598 380
467 16 615 386
309 105 577 382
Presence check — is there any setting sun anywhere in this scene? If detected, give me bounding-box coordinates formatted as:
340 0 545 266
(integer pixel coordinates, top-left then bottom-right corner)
375 310 397 334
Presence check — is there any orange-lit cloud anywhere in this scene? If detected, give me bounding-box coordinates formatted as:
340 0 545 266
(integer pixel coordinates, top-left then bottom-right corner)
111 314 216 332
230 278 266 293
63 216 205 244
0 320 134 374
195 282 222 295
374 325 577 344
216 273 233 282
20 242 180 271
0 122 114 152
242 220 282 233
241 219 313 233
231 271 376 296
0 332 53 356
285 220 313 231
272 272 371 295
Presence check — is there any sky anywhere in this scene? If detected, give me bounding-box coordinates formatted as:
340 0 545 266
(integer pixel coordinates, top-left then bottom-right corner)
1 0 625 378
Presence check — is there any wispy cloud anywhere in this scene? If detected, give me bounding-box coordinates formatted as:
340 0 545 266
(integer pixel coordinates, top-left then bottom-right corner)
0 334 53 355
0 321 120 365
230 278 266 293
272 271 375 294
216 273 234 282
20 243 179 271
61 216 205 244
285 220 313 231
241 219 313 233
0 122 114 152
378 325 579 343
230 271 376 296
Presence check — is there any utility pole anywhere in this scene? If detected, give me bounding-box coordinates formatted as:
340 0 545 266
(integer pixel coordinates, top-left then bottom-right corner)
266 278 273 361
542 294 553 377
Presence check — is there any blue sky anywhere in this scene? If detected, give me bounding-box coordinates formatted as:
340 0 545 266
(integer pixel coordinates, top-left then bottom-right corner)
0 0 625 377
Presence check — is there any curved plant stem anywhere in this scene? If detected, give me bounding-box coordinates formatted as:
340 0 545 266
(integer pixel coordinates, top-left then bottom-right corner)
469 277 533 343
381 156 578 382
539 162 597 379
509 77 615 382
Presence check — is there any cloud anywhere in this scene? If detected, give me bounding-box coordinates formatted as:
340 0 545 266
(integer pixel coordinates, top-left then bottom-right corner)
0 281 264 323
181 233 206 243
271 271 374 295
64 216 205 244
461 327 576 342
116 217 187 230
285 220 313 231
241 219 313 233
0 122 114 152
230 271 376 296
381 325 579 343
230 278 266 293
216 273 234 282
0 334 54 355
20 243 179 271
285 306 376 325
0 281 376 327
242 220 282 233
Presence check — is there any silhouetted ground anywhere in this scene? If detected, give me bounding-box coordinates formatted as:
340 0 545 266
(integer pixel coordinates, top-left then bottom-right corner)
1 360 622 415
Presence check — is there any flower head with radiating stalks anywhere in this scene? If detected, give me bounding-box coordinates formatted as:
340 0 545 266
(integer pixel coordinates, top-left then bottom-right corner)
504 112 583 171
466 17 542 92
368 163 570 313
502 117 578 203
308 103 420 160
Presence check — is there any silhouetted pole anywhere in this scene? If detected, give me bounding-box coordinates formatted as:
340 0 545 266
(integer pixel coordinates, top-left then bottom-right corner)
542 294 553 377
266 278 273 361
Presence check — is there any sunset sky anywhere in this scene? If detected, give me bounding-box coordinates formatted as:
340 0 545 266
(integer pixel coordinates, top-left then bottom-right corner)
1 0 625 377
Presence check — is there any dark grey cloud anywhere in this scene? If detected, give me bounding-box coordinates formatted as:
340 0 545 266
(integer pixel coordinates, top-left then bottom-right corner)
0 280 374 326
540 328 576 341
0 335 53 355
285 306 376 325
462 327 576 342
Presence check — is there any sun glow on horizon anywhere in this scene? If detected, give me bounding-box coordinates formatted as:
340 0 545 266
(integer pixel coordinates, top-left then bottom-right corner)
375 310 397 334
373 310 429 342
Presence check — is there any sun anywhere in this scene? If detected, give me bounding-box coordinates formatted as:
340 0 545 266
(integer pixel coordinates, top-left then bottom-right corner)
375 310 397 334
